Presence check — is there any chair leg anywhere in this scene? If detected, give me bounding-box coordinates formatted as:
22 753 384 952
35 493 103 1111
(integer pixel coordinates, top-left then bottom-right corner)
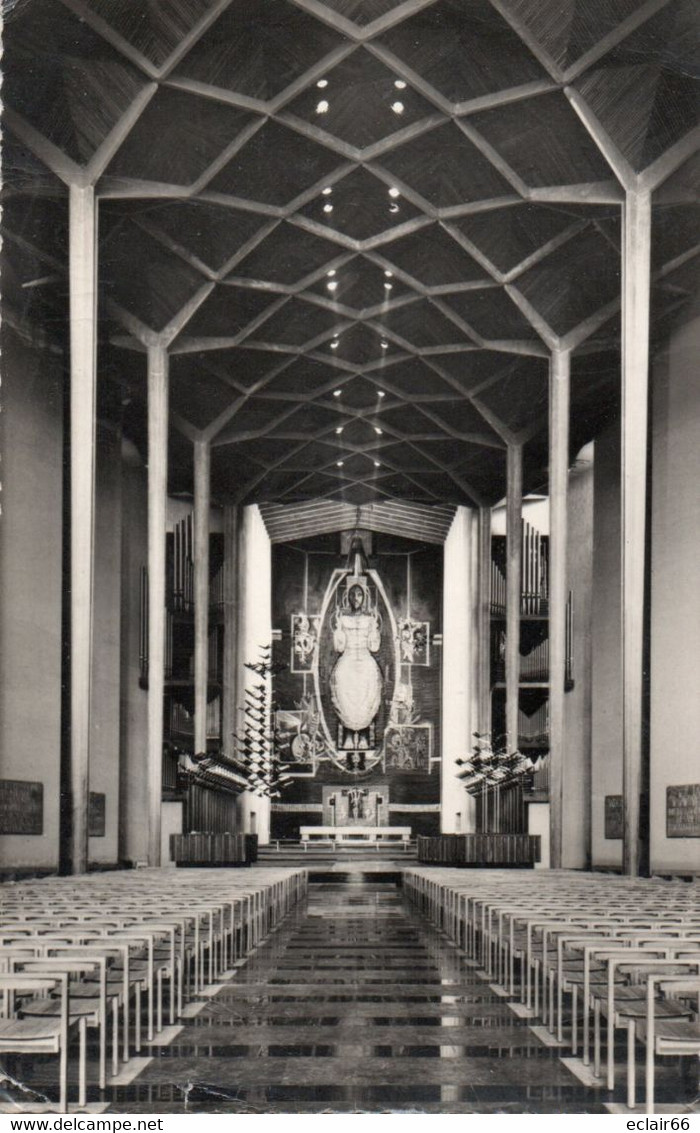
627 1021 636 1110
123 991 130 1063
607 1013 616 1092
147 978 154 1043
99 1010 106 1090
78 1017 87 1109
645 1037 655 1115
571 985 578 1056
157 969 163 1033
112 1000 119 1077
135 984 141 1052
557 980 564 1042
59 1033 68 1114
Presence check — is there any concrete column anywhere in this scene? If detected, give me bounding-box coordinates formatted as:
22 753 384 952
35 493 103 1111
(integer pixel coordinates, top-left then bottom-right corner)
69 183 98 874
505 444 523 752
235 505 272 844
193 439 211 755
549 346 571 871
477 506 492 739
221 504 239 758
621 190 652 877
147 343 168 867
442 507 478 833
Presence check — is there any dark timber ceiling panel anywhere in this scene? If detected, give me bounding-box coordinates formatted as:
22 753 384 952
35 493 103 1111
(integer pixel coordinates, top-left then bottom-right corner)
3 0 699 521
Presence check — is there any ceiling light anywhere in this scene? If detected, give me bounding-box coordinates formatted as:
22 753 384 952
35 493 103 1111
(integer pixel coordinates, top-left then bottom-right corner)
330 341 339 350
374 427 383 435
394 80 406 90
374 461 381 467
327 280 338 291
317 79 328 88
388 188 400 199
322 187 333 196
336 461 344 467
389 203 399 213
323 203 334 214
327 268 336 276
333 388 342 395
316 100 329 114
335 426 343 434
391 101 405 114
384 282 393 290
380 340 388 349
384 269 393 277
378 390 386 397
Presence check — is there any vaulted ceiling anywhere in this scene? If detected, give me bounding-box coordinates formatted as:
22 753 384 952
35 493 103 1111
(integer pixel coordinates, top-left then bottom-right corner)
3 0 699 512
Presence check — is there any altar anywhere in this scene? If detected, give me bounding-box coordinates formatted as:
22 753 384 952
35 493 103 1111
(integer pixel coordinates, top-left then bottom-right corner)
299 825 412 849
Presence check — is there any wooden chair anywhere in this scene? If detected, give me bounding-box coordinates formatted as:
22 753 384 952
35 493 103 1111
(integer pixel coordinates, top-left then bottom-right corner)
0 972 77 1113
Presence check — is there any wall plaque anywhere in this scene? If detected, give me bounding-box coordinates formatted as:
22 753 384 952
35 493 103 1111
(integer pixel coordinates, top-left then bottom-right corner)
88 792 106 838
604 794 623 840
666 784 700 838
0 779 43 835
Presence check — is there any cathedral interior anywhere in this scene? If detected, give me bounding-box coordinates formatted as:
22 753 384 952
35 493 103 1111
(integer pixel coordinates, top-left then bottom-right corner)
1 0 699 1117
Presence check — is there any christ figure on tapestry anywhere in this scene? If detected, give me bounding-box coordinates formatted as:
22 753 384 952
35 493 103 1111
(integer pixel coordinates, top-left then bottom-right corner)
330 581 383 754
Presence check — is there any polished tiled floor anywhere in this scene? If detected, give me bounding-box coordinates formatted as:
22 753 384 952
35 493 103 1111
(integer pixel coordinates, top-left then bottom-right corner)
3 879 699 1114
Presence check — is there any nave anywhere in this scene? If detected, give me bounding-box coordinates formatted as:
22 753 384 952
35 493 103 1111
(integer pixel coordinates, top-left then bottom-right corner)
4 873 698 1116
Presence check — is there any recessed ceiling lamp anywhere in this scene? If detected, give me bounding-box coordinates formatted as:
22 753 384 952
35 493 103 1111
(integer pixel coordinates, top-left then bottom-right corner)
391 101 405 114
389 203 399 214
378 390 386 397
335 426 343 434
336 460 344 467
317 79 328 88
384 282 393 290
323 203 333 213
333 387 342 395
316 100 329 114
384 269 394 276
374 461 381 467
374 427 383 435
330 340 340 350
388 188 400 199
327 280 338 291
394 80 406 90
380 340 388 349
327 268 336 276
322 187 333 196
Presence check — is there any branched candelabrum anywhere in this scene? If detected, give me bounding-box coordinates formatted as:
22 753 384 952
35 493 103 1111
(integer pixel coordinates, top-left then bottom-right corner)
231 645 294 799
453 733 539 833
455 733 536 804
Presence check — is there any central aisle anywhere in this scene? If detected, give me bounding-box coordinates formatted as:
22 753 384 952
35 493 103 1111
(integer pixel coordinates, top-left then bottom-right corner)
111 879 607 1114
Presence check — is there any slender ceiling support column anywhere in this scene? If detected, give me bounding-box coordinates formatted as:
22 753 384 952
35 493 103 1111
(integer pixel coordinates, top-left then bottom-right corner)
69 183 98 875
505 444 523 754
193 439 211 756
147 343 168 868
549 346 571 871
478 506 493 740
621 189 652 878
221 504 239 759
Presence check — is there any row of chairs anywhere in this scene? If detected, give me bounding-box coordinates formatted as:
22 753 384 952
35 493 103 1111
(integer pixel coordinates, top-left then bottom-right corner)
404 867 700 1114
0 866 308 1112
